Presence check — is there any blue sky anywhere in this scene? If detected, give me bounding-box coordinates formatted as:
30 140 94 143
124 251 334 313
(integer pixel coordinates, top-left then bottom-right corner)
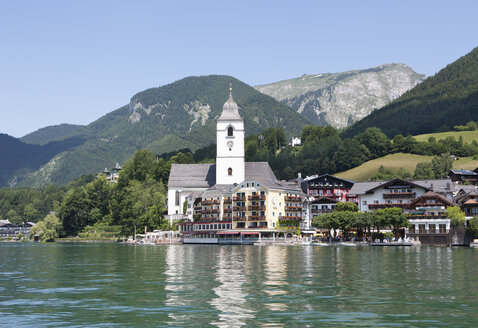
1 0 477 137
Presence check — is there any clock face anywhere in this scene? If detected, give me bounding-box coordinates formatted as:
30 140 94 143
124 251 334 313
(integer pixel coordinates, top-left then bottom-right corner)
227 141 234 149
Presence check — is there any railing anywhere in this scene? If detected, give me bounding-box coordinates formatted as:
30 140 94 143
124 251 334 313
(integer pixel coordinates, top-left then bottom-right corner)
285 206 303 211
311 209 333 214
233 196 246 201
248 215 266 220
223 199 232 204
233 206 247 211
233 216 247 221
368 203 408 209
248 205 266 211
279 216 302 221
201 199 220 205
248 195 266 200
383 192 416 199
285 195 302 202
223 208 232 213
202 209 219 214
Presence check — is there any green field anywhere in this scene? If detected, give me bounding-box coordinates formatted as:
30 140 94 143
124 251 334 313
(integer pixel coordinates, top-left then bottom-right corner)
414 130 478 143
336 153 478 182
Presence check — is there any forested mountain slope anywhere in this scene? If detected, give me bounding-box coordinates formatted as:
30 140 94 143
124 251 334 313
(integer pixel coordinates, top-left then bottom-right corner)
343 47 478 138
20 75 310 187
21 123 85 145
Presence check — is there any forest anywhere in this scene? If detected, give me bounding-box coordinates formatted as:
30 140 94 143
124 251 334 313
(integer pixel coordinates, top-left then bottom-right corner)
2 123 478 240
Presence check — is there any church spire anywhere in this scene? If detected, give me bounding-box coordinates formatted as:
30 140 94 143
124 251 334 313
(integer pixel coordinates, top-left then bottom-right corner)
218 83 242 121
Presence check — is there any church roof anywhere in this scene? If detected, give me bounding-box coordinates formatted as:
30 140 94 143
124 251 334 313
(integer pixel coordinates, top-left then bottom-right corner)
217 90 242 121
168 163 216 188
168 161 278 188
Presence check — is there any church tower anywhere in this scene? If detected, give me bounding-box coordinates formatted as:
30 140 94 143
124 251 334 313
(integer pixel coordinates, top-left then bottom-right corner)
216 85 245 185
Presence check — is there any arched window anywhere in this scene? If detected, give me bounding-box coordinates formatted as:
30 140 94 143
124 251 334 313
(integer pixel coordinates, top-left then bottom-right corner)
227 126 234 137
228 168 233 176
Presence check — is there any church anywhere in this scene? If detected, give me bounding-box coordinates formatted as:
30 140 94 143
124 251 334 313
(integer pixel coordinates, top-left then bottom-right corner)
167 87 303 242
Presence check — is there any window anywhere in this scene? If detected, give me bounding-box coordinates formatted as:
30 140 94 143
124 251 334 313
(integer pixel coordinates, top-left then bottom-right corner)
175 191 180 206
363 200 367 205
227 126 234 136
429 224 436 233
228 168 232 176
439 224 447 233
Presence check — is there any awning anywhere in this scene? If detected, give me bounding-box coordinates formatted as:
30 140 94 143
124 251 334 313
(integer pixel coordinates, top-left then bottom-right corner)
241 231 260 235
216 231 240 235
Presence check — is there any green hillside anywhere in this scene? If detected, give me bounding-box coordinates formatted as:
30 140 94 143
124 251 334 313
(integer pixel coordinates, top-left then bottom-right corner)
414 130 478 144
0 133 87 187
336 153 478 181
21 123 85 145
20 75 311 187
343 47 478 138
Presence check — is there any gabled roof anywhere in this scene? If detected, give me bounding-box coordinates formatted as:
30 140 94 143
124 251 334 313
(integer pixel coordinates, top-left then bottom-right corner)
168 161 278 189
168 163 216 188
454 190 478 205
349 179 431 195
302 173 354 185
450 169 478 176
309 196 338 204
409 191 456 208
245 162 277 181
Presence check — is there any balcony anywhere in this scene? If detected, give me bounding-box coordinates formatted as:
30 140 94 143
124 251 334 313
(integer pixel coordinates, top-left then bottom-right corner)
285 195 302 202
279 216 303 221
202 208 219 214
233 216 247 221
368 203 408 210
311 209 333 215
285 206 303 211
223 199 232 204
383 192 416 199
247 205 266 211
202 199 220 205
223 208 232 213
248 194 266 201
233 206 247 211
248 215 266 221
233 196 246 201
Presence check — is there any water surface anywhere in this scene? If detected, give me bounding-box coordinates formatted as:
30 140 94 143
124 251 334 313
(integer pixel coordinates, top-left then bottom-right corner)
1 243 477 327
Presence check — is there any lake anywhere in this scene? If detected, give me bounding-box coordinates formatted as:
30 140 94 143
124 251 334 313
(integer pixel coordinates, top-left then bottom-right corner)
1 243 477 327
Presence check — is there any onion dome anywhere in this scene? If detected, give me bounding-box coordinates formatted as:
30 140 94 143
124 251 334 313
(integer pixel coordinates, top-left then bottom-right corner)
218 84 242 121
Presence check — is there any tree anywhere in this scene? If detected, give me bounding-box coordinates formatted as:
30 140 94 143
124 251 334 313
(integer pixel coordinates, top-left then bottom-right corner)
335 202 359 212
382 208 409 239
414 162 435 179
355 127 391 158
59 187 91 236
431 154 453 178
446 206 466 226
467 217 478 238
29 213 62 242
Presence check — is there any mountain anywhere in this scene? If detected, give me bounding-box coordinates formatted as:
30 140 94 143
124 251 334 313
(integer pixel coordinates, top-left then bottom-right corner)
0 133 87 187
343 47 478 138
21 123 85 145
255 64 425 128
19 75 311 187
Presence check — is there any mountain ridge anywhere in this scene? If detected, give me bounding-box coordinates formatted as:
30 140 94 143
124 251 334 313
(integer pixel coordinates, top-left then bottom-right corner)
255 63 425 128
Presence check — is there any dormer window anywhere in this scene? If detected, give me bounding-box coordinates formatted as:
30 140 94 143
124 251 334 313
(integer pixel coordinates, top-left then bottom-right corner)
227 126 234 137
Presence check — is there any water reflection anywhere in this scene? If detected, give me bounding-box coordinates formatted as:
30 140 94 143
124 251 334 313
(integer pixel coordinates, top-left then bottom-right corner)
263 246 288 314
164 245 194 324
209 246 254 328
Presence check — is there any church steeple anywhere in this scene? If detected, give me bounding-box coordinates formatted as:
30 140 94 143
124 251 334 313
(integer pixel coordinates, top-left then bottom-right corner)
218 84 242 121
216 84 245 185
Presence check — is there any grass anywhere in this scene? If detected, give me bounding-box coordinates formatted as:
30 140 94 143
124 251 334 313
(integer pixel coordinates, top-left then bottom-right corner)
414 130 478 143
336 153 478 182
336 153 433 182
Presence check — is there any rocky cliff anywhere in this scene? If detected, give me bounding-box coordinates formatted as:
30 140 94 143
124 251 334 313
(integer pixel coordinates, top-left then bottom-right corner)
255 64 425 128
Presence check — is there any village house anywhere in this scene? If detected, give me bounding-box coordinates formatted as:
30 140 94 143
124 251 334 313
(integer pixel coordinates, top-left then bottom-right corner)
405 191 456 245
349 178 455 212
448 169 478 185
